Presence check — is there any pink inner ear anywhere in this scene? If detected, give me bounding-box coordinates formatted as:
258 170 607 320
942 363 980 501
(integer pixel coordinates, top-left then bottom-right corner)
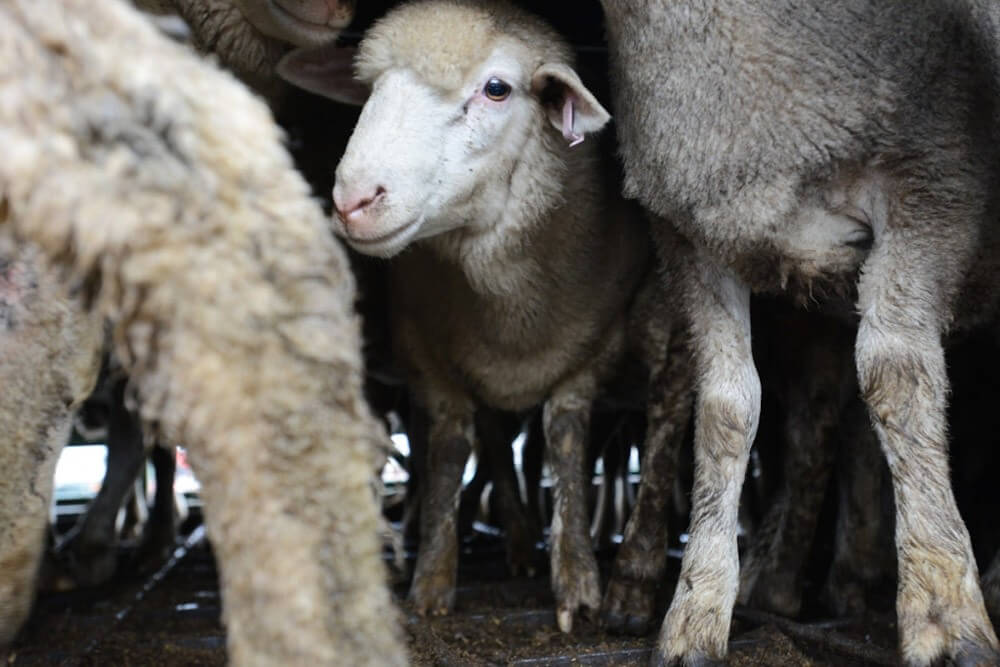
562 98 584 147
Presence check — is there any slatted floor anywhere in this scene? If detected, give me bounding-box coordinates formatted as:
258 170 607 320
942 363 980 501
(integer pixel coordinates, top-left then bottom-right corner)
5 520 903 666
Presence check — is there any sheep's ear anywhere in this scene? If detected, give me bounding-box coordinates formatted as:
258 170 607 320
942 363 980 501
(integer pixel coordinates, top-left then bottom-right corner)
276 43 369 106
530 62 610 147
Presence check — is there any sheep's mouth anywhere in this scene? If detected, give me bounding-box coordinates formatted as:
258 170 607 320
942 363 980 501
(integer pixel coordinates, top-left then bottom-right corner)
346 218 420 249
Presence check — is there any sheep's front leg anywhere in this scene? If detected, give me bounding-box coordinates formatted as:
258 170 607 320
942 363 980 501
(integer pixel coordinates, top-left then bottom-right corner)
604 323 693 636
856 246 999 665
657 259 759 665
545 377 602 633
409 400 474 616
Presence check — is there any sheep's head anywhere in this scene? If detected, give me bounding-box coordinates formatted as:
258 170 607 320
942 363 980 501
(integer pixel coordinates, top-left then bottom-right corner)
278 0 610 258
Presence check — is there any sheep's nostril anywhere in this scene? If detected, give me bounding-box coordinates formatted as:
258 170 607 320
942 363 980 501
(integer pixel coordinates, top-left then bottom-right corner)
334 185 387 227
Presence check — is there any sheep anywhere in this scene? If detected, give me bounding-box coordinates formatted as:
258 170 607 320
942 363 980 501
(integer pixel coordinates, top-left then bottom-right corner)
0 239 103 645
600 0 1000 664
0 1 405 664
278 0 693 633
133 0 354 97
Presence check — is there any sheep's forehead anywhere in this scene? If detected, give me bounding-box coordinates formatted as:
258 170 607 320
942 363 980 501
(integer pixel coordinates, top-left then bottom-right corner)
356 1 572 94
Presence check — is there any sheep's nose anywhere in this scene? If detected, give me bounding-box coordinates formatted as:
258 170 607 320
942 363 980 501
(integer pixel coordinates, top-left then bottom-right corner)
333 184 386 233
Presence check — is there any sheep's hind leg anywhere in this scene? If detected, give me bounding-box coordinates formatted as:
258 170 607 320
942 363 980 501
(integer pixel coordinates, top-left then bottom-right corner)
545 378 602 633
603 321 693 636
855 222 999 665
655 258 759 666
409 400 474 616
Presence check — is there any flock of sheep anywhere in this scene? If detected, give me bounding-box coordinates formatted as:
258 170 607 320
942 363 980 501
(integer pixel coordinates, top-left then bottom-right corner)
2 0 1000 665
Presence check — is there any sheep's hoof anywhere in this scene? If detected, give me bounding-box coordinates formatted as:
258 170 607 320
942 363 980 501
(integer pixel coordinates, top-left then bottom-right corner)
920 639 1000 667
898 592 1000 667
552 554 600 633
408 572 456 617
601 573 656 636
656 586 733 667
60 537 118 588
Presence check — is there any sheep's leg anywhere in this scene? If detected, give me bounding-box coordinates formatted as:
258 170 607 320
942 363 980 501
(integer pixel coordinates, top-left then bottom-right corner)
545 377 602 633
984 549 1000 628
656 259 759 665
604 326 693 636
0 417 69 645
855 235 999 665
61 378 144 587
409 401 475 616
136 444 177 572
738 328 850 618
477 410 539 577
822 397 894 616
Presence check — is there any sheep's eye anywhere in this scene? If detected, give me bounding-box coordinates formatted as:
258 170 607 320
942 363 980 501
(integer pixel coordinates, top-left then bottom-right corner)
484 77 511 101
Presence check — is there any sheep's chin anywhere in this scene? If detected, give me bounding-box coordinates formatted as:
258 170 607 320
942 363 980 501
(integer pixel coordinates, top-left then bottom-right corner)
343 218 422 259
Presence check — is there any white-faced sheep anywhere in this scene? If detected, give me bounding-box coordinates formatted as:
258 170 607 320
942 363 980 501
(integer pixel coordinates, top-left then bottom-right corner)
279 0 693 633
0 239 103 645
0 1 404 664
601 1 1000 664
